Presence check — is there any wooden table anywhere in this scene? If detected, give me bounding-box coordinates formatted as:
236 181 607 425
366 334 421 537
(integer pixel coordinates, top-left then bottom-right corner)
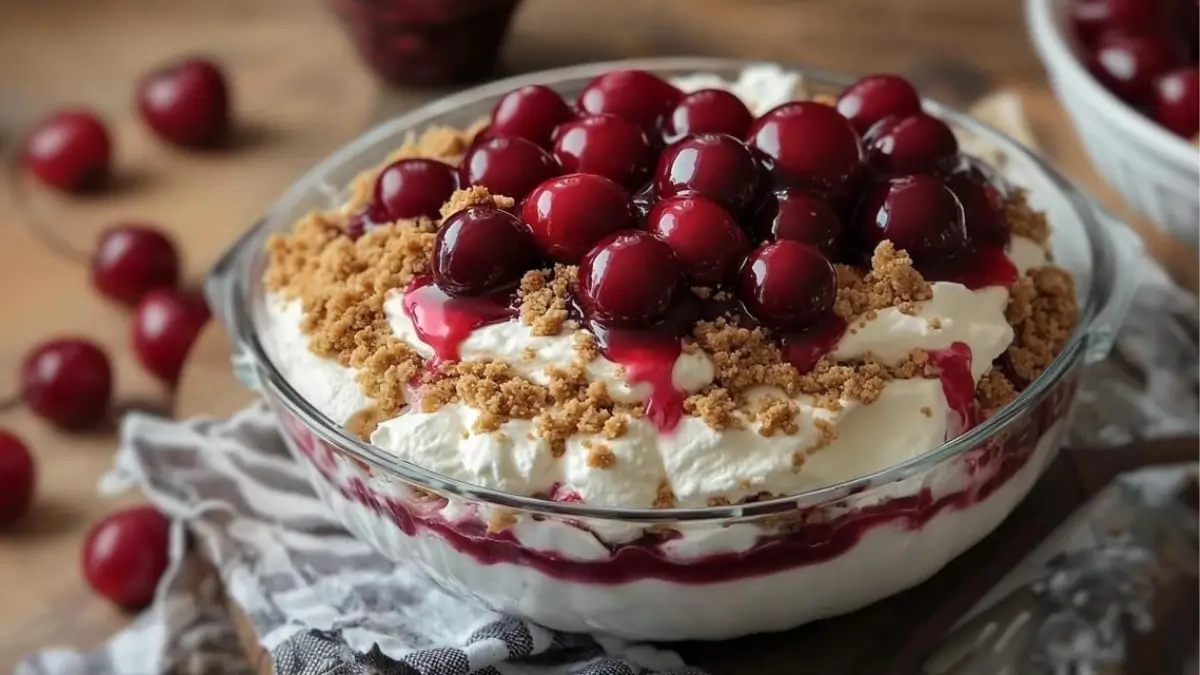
0 0 1195 670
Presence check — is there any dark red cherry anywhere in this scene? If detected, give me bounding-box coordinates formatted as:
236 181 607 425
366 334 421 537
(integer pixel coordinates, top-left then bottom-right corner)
20 338 112 429
746 102 864 201
373 158 459 221
433 206 537 296
460 135 560 201
522 173 636 263
864 113 960 177
132 289 211 385
0 430 35 528
737 240 836 332
663 89 754 141
756 188 842 255
21 109 112 192
490 84 573 147
836 74 923 135
1090 33 1184 103
852 174 970 268
578 230 681 328
91 224 181 306
1152 67 1200 138
654 133 761 215
136 57 231 147
1072 0 1170 46
82 506 171 609
575 69 683 133
646 195 749 286
552 114 653 188
946 163 1008 248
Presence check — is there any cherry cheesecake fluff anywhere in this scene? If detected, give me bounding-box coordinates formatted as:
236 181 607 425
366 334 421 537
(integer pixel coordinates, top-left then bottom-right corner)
261 65 1079 640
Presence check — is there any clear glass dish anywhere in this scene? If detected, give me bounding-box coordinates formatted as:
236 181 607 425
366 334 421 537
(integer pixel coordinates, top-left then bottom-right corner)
206 57 1143 641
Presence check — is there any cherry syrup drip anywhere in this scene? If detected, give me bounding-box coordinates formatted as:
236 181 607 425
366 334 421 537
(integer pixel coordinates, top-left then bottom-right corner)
926 341 978 436
933 246 1018 291
591 324 686 432
400 276 517 365
779 316 848 374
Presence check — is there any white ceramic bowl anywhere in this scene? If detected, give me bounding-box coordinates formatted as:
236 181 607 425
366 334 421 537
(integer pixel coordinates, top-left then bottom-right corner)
1027 0 1200 247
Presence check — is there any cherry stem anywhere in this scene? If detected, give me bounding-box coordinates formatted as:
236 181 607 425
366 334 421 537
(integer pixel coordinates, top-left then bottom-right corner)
3 154 92 265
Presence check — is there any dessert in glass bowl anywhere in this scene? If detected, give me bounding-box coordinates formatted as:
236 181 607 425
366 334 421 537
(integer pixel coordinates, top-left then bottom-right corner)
208 58 1141 641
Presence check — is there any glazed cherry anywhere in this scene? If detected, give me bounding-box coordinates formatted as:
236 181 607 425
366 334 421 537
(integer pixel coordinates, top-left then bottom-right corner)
737 240 836 332
756 188 842 255
575 69 683 133
132 289 211 385
946 162 1009 248
836 74 923 135
1152 67 1200 138
82 506 171 609
747 102 864 201
852 174 970 269
552 114 653 188
522 173 636 263
490 84 573 148
91 224 180 306
663 89 754 141
460 135 560 201
0 430 35 528
20 338 112 429
1090 33 1183 102
433 206 538 296
373 158 459 221
864 113 959 177
646 195 749 286
21 109 112 192
136 58 230 147
1072 0 1170 46
578 230 682 328
654 134 761 215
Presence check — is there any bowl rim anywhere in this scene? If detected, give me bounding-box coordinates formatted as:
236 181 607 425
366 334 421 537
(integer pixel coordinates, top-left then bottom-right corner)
223 56 1118 523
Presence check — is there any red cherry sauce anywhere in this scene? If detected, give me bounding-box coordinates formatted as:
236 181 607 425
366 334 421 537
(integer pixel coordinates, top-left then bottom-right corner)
591 323 685 433
927 341 978 436
779 316 848 374
400 276 517 366
935 247 1018 291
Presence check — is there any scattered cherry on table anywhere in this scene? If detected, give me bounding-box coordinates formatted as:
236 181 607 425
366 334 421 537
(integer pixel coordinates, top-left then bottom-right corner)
81 505 171 609
91 224 181 306
21 109 113 192
136 57 232 147
0 430 36 529
132 289 212 385
20 338 113 429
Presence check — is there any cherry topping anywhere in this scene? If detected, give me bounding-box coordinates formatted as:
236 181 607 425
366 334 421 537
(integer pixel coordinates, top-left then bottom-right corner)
82 506 171 609
1152 67 1200 138
1072 0 1170 46
756 188 842 255
836 74 923 135
864 113 959 176
136 57 231 147
21 338 112 429
490 84 574 148
852 174 970 269
646 195 749 286
0 430 35 528
945 163 1009 248
433 206 537 296
654 133 761 215
91 224 181 306
21 109 112 192
746 102 864 200
663 89 754 141
575 69 683 133
1090 33 1183 102
578 230 682 328
552 114 653 188
132 289 211 385
737 240 836 332
373 158 459 221
522 173 636 263
460 135 560 201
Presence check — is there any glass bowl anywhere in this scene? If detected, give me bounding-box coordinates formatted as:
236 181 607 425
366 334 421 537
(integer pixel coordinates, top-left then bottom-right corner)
206 57 1142 641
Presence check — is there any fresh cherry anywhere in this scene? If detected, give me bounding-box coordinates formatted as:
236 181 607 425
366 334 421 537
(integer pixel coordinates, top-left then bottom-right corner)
1072 0 1170 46
663 89 754 141
21 109 112 192
460 135 560 201
20 338 112 429
373 158 459 221
91 224 181 306
946 162 1009 248
434 206 537 296
836 74 923 135
737 240 836 332
136 58 231 147
746 102 864 201
1152 67 1200 137
756 188 842 255
646 195 749 286
1090 33 1183 103
852 174 970 269
82 506 171 609
0 430 35 528
864 113 959 176
575 69 683 133
490 84 574 148
654 133 761 215
522 173 636 263
132 289 211 385
578 230 681 328
552 114 653 188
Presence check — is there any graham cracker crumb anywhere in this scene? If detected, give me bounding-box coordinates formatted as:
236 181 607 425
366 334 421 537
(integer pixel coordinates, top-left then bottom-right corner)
1005 266 1078 384
417 361 549 433
1004 190 1049 244
574 332 598 362
691 318 804 396
754 396 800 437
440 186 515 220
812 93 838 106
602 415 629 439
387 126 474 165
586 442 617 469
518 266 577 336
684 388 742 430
920 406 933 418
975 369 1018 419
805 417 839 458
654 483 676 508
521 348 537 362
834 242 932 320
346 406 387 440
927 317 943 330
486 508 518 533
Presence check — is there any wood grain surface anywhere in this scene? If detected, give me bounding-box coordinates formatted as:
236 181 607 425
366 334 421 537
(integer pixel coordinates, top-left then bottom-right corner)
0 0 1195 670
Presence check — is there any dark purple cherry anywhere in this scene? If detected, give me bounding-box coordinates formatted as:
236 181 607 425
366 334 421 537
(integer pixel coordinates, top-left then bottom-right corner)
552 114 653 188
433 206 537 296
490 85 574 148
373 158 459 221
746 102 864 201
946 162 1009 248
654 133 761 214
756 188 842 255
1152 67 1200 138
737 240 836 332
864 113 960 176
1089 33 1184 103
578 230 682 328
575 70 683 133
522 173 636 263
460 135 560 201
663 89 754 141
852 174 970 269
646 195 749 286
836 74 923 135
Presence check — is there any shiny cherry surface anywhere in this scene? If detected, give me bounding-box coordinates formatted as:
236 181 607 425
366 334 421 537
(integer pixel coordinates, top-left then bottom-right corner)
460 135 560 201
578 230 682 328
433 206 537 296
654 133 761 214
552 114 653 188
746 101 864 200
646 195 749 286
737 240 836 332
521 173 636 263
